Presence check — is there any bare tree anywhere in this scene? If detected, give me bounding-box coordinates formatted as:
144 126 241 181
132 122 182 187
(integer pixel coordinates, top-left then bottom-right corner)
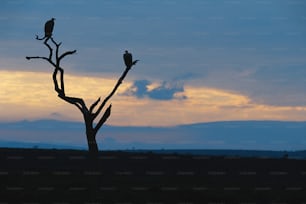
26 36 137 155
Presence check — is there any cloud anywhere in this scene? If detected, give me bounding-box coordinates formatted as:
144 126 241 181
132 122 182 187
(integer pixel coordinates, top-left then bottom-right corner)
1 70 306 126
129 80 151 98
123 80 187 101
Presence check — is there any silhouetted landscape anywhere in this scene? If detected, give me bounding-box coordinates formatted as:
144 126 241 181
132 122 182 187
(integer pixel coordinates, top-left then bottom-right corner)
1 147 306 203
1 120 306 203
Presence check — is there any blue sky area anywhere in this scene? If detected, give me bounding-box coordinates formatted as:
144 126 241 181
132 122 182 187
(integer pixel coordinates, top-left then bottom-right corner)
0 0 306 150
1 0 306 106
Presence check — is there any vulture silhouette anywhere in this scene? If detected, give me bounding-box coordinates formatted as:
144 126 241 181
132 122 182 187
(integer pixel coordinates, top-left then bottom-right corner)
123 50 139 68
36 18 55 41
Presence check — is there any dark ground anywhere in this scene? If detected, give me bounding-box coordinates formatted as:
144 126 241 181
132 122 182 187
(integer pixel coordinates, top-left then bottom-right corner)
0 148 306 204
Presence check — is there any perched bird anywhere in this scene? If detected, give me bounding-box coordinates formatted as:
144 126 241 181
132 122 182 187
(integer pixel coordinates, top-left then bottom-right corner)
123 50 139 68
36 18 55 41
44 18 55 38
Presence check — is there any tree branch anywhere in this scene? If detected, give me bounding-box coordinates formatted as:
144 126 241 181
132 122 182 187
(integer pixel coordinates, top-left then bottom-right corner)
94 104 112 133
59 50 77 61
27 37 87 114
93 67 131 119
89 97 101 114
52 66 88 114
58 94 87 113
43 40 53 60
25 56 56 67
52 67 62 94
53 39 61 65
50 37 61 50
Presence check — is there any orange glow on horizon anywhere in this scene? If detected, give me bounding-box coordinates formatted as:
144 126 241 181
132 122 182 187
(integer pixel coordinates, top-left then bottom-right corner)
0 70 306 126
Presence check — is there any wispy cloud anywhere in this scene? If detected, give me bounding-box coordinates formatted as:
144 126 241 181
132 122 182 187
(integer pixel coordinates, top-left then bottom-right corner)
0 70 305 126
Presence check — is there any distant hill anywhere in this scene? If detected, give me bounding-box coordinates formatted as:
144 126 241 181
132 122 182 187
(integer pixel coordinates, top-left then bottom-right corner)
0 120 305 152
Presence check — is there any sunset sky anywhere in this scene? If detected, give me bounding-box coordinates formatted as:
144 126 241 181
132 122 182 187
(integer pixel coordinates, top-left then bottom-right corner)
1 0 306 127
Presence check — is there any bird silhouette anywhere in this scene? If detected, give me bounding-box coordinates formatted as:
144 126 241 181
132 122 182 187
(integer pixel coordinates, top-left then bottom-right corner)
123 50 139 68
36 18 55 41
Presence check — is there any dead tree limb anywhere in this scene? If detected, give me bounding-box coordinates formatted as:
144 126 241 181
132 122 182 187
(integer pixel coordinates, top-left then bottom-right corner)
26 37 135 155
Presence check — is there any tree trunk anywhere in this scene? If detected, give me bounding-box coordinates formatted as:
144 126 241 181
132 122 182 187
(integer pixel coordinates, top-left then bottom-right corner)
85 119 99 156
86 132 98 155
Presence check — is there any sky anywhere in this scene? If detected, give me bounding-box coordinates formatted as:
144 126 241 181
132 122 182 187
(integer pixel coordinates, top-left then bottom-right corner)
1 0 306 127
